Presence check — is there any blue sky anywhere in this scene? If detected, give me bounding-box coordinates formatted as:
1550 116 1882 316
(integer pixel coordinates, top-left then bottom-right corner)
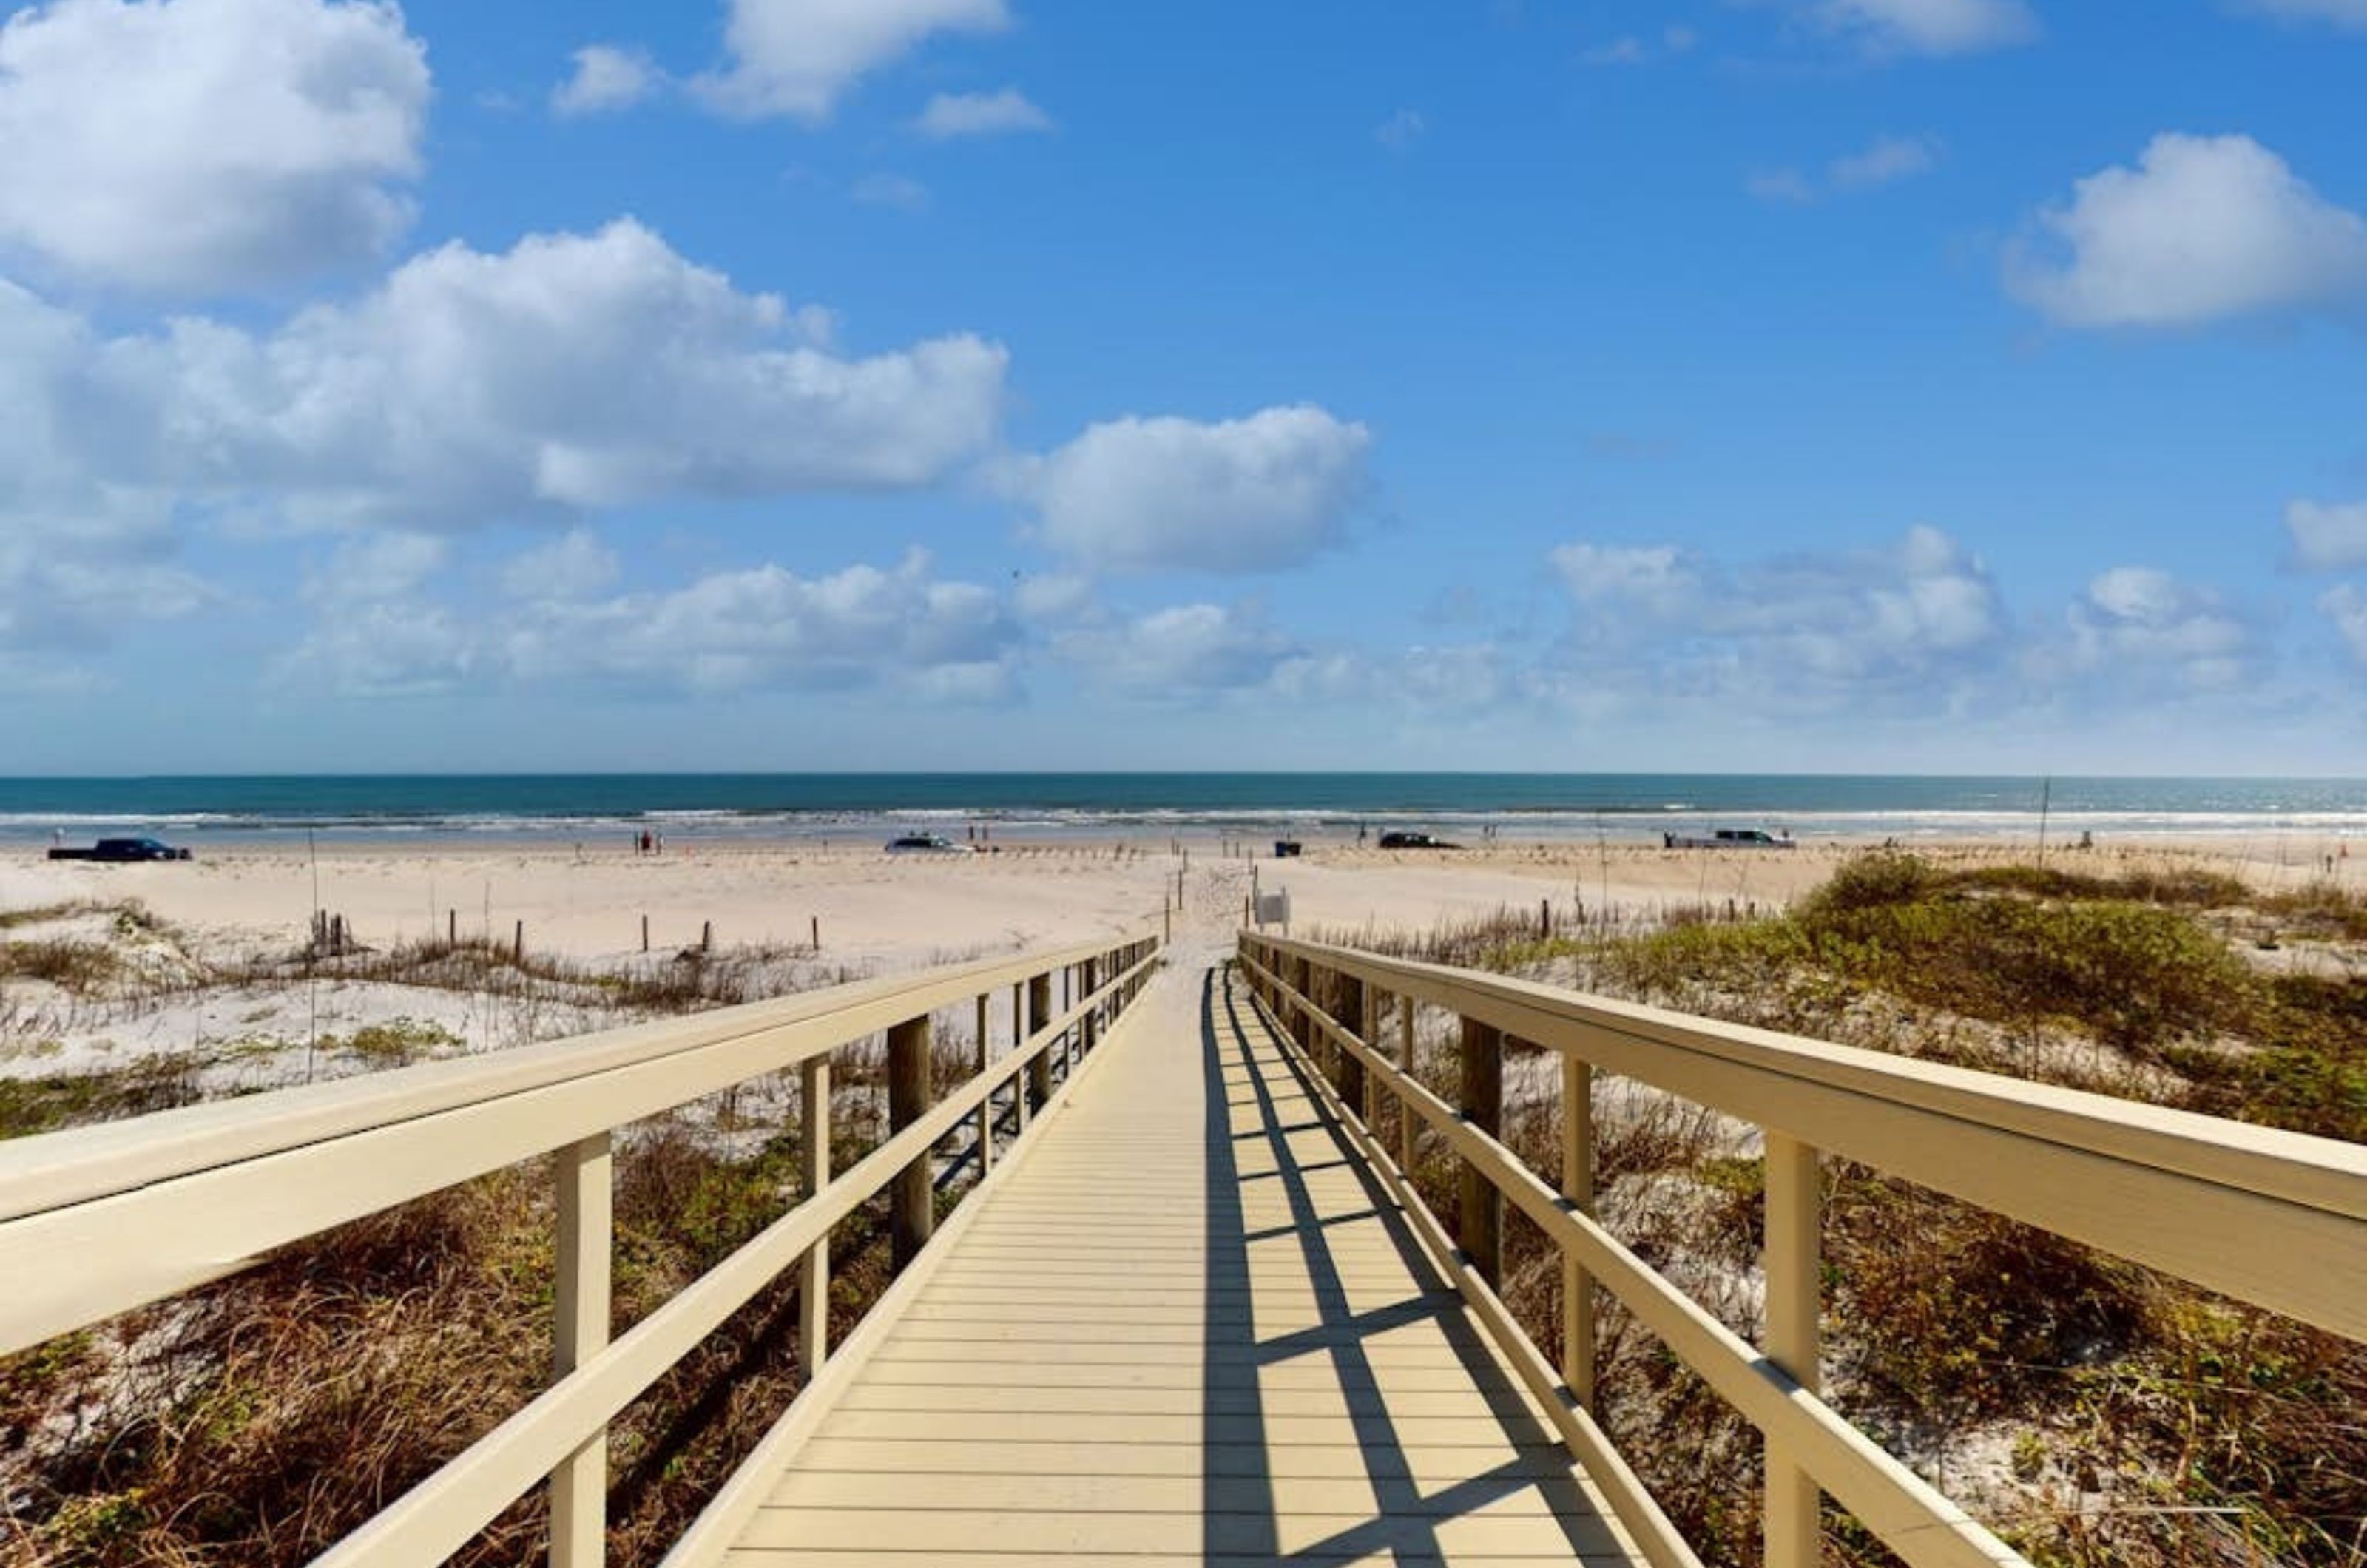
3 0 2366 775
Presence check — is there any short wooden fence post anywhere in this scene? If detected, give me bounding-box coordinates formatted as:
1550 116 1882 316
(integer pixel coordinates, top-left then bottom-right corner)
1764 1132 1823 1568
1459 1017 1504 1285
888 1016 933 1269
552 1132 612 1568
798 1055 830 1376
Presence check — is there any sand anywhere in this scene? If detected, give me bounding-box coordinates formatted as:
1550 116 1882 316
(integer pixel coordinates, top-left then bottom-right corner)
3 829 2354 1088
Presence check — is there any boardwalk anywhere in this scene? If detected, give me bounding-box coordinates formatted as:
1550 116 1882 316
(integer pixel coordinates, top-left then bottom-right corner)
723 960 1640 1566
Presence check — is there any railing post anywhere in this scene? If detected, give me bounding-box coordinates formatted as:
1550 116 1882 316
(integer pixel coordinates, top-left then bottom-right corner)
1082 956 1100 1058
798 1055 829 1377
974 993 993 1176
1027 971 1053 1115
1397 994 1416 1175
1012 981 1031 1132
888 1016 933 1269
1459 1016 1503 1285
1764 1131 1823 1568
1337 971 1366 1114
1561 1054 1596 1408
551 1132 612 1568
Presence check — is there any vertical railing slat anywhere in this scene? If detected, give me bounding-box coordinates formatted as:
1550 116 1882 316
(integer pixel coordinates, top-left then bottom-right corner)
1764 1131 1823 1568
797 1055 830 1379
551 1132 612 1568
1561 1054 1596 1408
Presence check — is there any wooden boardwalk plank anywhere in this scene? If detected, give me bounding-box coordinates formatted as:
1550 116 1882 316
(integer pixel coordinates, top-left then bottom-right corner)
720 960 1642 1567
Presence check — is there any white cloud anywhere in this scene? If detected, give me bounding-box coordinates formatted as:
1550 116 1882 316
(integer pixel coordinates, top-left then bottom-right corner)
156 219 1007 529
2006 133 2367 328
0 0 428 294
695 0 1010 121
2241 0 2367 27
502 530 621 601
1374 108 1427 149
306 532 448 604
1061 603 1300 695
1812 0 2038 55
2062 567 2250 691
554 45 661 117
1019 405 1373 574
851 172 931 212
914 87 1051 138
1547 524 2005 711
1831 133 1940 189
2322 585 2367 662
291 550 1021 699
1583 25 1699 65
1550 544 1697 609
2286 499 2367 570
1752 134 1939 204
1748 169 1817 206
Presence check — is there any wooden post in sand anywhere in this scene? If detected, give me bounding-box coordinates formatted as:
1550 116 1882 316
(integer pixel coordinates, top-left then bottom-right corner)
888 1016 932 1269
701 920 712 953
448 908 456 945
513 919 524 962
641 915 649 953
811 914 820 952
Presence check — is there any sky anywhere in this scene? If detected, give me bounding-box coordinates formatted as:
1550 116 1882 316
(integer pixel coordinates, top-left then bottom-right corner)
2 0 2366 777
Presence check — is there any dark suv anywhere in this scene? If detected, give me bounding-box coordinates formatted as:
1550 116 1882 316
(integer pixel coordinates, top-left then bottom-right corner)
47 837 193 862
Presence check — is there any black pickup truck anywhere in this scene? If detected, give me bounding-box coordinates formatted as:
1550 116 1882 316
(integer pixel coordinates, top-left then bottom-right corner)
47 837 193 862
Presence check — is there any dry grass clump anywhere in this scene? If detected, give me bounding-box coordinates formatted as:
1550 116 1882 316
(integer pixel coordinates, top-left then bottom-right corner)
0 967 1022 1567
1326 850 2367 1568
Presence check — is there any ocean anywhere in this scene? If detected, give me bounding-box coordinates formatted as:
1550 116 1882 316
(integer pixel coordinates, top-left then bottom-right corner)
0 774 2361 847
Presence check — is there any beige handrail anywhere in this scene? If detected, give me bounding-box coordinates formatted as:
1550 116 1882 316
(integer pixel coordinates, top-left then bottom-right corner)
1238 931 2367 1568
0 930 1161 1566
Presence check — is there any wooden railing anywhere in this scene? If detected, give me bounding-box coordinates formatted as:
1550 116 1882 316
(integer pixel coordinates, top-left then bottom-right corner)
1237 931 2367 1568
0 930 1161 1567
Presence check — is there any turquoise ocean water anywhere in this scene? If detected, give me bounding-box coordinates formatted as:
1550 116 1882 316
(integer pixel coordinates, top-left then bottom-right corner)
0 775 2360 846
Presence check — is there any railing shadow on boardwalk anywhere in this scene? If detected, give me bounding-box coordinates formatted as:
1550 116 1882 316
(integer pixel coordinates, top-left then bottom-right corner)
1198 964 1616 1565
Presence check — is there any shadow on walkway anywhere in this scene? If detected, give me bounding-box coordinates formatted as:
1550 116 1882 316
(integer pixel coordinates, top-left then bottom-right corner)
1198 964 1621 1564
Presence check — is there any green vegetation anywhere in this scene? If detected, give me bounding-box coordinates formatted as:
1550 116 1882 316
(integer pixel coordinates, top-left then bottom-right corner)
328 1016 465 1067
1340 851 2367 1568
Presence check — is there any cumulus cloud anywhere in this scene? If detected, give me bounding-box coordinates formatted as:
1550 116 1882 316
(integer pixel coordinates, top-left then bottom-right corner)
1811 0 2038 55
554 45 662 117
125 219 1004 530
305 532 448 605
2062 567 2251 691
2286 499 2367 571
1058 603 1301 695
289 550 1022 699
0 0 428 294
914 87 1051 138
1546 524 2005 711
2322 585 2367 662
1017 405 1373 574
502 530 621 601
695 0 1010 121
2005 134 2367 328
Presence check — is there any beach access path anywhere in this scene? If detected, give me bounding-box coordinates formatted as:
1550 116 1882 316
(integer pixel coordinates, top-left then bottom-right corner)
717 954 1637 1565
